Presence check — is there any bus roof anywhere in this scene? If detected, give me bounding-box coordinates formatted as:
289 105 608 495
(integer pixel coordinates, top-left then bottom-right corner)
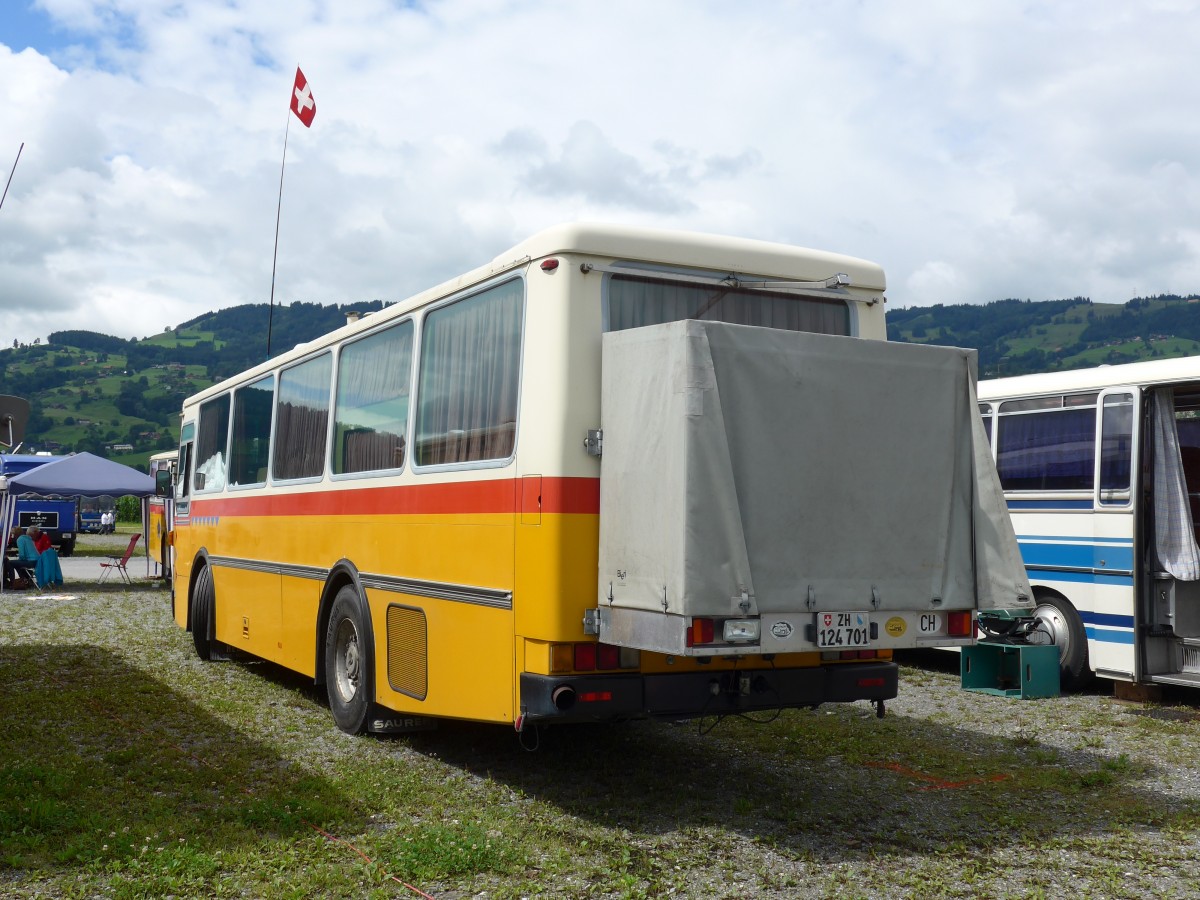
498 222 886 292
186 222 887 407
981 355 1200 400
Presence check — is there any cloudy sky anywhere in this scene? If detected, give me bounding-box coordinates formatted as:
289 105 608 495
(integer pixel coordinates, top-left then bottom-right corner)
2 0 1199 347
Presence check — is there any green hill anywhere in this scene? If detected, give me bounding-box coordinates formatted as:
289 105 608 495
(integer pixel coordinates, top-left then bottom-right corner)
886 294 1200 377
7 292 1200 469
0 300 383 470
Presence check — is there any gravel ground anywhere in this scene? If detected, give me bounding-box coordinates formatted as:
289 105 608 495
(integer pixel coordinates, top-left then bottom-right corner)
7 538 1200 898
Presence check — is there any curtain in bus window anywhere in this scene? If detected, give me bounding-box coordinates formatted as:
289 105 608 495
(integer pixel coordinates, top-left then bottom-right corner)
416 279 522 466
996 407 1095 491
195 395 230 492
229 375 274 486
333 321 413 475
1151 389 1200 580
273 353 332 480
607 274 849 335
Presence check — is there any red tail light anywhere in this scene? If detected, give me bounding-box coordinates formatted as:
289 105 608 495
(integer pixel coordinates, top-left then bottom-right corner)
573 643 597 671
857 677 886 688
687 618 715 647
597 643 620 670
947 611 973 637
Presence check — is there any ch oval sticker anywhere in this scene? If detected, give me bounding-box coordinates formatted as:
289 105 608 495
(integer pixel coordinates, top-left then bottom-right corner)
885 616 907 638
771 621 793 639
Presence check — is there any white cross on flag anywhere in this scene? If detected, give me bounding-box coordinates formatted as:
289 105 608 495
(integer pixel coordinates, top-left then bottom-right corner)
290 67 316 127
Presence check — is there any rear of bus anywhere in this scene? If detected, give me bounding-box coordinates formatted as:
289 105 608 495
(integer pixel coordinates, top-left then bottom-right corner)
508 224 1029 728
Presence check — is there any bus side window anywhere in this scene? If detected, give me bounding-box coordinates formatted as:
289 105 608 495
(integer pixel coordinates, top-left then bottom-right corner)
333 320 413 475
415 278 523 467
195 394 231 493
230 375 274 487
997 400 1097 492
273 353 333 480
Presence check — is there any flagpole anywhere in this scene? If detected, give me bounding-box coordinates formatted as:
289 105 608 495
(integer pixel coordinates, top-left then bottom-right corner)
0 143 23 214
266 115 291 360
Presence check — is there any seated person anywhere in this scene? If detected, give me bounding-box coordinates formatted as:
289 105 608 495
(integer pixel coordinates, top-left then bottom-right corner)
33 527 52 554
4 527 35 587
19 526 44 564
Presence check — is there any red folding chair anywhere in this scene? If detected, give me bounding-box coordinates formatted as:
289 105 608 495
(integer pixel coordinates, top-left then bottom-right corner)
98 534 140 584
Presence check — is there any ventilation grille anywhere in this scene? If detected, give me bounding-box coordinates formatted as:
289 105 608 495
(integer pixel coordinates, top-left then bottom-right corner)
1183 644 1200 674
386 604 428 700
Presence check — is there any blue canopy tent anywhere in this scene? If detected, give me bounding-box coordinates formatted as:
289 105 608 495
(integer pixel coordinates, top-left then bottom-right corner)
0 453 156 592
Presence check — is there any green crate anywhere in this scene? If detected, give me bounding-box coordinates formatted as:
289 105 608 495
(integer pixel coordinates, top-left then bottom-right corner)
961 642 1060 699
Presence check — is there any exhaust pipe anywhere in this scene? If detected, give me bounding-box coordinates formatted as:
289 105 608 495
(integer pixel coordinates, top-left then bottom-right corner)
551 685 576 711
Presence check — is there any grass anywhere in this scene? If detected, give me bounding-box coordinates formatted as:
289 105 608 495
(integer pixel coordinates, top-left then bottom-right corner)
6 596 1200 897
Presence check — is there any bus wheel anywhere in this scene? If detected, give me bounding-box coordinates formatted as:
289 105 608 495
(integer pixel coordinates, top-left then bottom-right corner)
325 586 371 735
1033 593 1089 689
192 565 215 661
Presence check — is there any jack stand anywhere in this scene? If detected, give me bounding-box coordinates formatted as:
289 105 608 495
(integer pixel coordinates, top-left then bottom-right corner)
873 699 886 719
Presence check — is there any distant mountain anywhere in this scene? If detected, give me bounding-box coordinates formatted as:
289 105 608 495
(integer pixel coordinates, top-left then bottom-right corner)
6 292 1200 467
0 300 384 469
887 294 1200 377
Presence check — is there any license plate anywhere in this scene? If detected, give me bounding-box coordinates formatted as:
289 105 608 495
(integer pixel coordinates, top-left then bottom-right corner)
816 611 871 648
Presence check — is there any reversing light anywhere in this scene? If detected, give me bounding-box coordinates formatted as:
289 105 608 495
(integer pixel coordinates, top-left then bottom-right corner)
619 647 640 669
947 611 973 637
688 618 715 647
722 619 760 643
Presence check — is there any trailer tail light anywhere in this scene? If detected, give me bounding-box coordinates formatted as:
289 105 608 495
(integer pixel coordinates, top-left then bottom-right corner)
687 618 715 647
947 611 973 637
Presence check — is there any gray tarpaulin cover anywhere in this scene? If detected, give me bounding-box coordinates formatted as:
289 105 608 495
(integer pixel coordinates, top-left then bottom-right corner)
598 320 1031 618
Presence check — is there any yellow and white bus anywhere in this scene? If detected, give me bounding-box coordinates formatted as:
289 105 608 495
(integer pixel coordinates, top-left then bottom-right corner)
166 222 1027 735
147 450 176 580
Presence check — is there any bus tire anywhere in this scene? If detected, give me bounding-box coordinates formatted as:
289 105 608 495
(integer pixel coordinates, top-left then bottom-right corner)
1033 593 1089 689
59 540 74 557
325 586 372 735
192 565 216 661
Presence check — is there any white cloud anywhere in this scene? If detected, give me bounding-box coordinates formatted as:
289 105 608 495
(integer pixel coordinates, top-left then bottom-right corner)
1 0 1200 346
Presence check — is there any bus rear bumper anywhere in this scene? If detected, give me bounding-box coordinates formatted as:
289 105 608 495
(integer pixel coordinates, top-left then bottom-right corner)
519 661 898 724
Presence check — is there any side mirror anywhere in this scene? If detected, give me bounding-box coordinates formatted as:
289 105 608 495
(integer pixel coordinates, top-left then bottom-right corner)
154 468 172 497
0 395 30 449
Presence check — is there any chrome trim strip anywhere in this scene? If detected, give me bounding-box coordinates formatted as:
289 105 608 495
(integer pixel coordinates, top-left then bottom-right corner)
207 556 512 610
1027 563 1135 577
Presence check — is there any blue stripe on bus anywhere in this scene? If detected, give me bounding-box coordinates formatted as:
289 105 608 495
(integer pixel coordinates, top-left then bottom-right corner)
1007 499 1094 510
1018 542 1134 572
1085 626 1135 645
1079 610 1135 629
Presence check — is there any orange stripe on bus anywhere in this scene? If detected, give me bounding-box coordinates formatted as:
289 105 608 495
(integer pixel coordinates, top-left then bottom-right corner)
188 476 599 517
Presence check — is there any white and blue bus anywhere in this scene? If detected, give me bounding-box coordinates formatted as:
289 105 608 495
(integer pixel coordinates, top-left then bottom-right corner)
979 356 1200 690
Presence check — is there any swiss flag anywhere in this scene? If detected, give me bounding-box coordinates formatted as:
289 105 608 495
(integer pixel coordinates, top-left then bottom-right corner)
290 67 316 127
